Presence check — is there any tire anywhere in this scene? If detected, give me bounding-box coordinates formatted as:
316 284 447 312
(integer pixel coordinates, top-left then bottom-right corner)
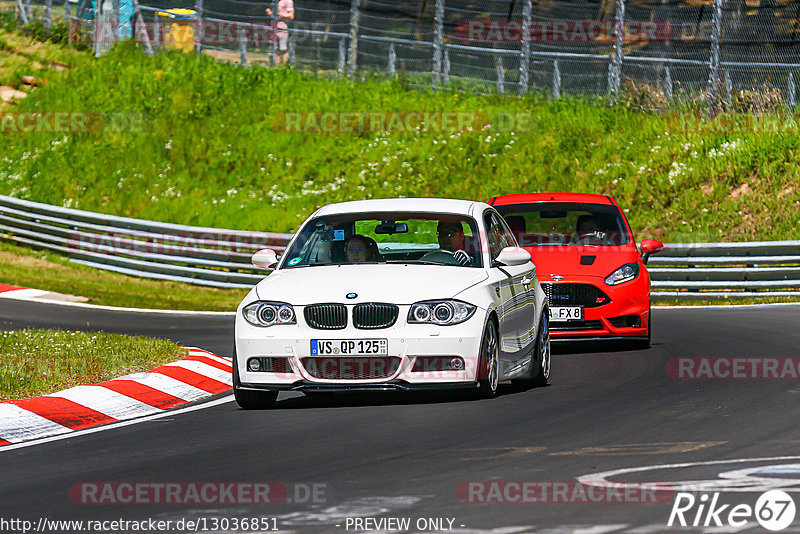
532 310 551 387
232 345 278 410
513 308 550 388
477 318 500 398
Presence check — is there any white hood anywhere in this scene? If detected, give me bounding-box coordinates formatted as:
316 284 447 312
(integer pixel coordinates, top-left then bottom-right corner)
255 264 488 305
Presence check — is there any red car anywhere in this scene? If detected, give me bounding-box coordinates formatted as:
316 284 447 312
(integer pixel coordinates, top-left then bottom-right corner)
489 193 663 346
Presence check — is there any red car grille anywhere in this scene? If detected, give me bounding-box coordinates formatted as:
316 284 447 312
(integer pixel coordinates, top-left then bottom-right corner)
542 283 610 308
300 357 401 380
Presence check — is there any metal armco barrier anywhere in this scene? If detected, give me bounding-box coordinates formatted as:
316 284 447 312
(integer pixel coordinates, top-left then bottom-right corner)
649 241 800 300
0 195 292 289
1 195 798 298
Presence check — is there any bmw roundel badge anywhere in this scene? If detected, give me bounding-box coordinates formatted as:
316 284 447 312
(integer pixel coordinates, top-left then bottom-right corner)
346 292 358 299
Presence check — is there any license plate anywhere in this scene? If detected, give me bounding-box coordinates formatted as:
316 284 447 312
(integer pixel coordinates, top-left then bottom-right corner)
550 306 583 322
310 339 388 356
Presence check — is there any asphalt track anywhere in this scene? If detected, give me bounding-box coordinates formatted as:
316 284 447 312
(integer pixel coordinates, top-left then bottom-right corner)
1 299 800 533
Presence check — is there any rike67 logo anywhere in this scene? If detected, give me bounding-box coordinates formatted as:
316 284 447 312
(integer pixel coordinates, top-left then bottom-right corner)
668 490 796 531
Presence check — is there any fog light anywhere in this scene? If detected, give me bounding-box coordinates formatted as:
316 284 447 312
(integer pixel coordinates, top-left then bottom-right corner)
247 358 261 372
449 357 464 370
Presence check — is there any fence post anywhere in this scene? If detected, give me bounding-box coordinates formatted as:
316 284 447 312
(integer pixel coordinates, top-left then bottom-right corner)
347 0 360 77
608 0 625 99
65 0 71 21
519 0 532 96
153 15 160 50
338 37 346 76
25 0 31 23
15 0 29 24
239 25 247 66
443 47 450 85
432 0 444 88
45 0 52 28
788 72 796 110
131 0 153 56
388 43 396 79
663 66 673 99
194 0 203 54
288 31 296 66
706 0 722 116
552 60 561 99
496 55 505 94
724 69 732 109
270 0 278 66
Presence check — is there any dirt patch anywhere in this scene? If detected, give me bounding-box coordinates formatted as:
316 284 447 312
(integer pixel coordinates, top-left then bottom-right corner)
729 182 751 200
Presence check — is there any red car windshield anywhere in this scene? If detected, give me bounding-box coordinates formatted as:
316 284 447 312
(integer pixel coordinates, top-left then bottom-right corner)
494 202 631 247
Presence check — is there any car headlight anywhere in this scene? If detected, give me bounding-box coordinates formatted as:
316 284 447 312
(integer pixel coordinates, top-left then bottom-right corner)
242 301 296 327
408 300 476 326
604 263 640 286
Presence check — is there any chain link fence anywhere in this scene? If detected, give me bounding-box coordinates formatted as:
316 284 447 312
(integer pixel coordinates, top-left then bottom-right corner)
6 0 800 112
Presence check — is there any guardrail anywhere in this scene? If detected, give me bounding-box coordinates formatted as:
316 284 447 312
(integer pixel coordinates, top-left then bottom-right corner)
0 195 292 289
649 241 800 300
1 195 798 298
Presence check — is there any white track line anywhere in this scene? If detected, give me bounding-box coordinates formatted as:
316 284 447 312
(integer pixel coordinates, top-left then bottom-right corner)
45 385 161 419
0 403 72 443
0 396 235 452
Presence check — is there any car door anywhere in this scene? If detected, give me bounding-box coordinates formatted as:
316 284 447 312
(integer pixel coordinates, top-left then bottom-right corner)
483 210 537 371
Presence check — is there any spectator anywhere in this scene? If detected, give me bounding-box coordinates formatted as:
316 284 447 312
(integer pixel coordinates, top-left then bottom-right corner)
266 0 294 65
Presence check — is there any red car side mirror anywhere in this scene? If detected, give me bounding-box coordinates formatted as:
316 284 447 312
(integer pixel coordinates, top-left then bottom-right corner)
640 239 664 264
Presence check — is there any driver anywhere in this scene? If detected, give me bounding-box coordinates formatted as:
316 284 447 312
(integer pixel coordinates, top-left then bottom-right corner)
436 221 473 266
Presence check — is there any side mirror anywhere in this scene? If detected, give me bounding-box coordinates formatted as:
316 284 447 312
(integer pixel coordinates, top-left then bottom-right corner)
252 248 279 269
493 246 531 267
640 239 664 265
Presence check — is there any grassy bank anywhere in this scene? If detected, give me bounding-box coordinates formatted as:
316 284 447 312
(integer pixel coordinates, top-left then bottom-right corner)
0 328 186 400
0 241 247 310
0 40 796 242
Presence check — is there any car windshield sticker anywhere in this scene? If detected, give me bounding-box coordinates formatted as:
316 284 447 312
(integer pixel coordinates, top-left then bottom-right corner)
333 229 345 241
287 257 302 266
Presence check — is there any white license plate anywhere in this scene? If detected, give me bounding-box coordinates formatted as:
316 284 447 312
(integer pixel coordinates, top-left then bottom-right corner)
310 339 388 356
549 306 583 322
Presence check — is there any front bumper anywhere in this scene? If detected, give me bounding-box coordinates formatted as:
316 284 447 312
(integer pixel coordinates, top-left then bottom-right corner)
546 275 650 341
235 305 485 389
237 380 479 392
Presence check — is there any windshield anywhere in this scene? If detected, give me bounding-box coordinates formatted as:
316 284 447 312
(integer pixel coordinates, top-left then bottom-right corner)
281 212 483 268
495 202 631 247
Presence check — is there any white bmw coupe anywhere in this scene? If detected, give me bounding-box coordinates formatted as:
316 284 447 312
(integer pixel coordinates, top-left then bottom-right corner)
233 198 550 409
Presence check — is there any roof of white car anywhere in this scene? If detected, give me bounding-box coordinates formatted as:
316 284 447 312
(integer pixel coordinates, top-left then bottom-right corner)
314 198 487 217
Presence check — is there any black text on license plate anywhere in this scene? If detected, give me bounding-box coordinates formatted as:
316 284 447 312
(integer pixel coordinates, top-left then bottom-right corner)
310 339 388 356
549 306 583 322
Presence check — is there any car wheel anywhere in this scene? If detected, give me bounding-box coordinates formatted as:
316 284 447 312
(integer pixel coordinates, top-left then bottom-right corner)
532 311 551 386
513 309 550 388
232 345 278 410
477 318 500 398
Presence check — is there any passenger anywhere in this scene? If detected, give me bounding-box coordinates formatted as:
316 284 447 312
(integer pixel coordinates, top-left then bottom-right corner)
345 234 383 263
436 221 472 266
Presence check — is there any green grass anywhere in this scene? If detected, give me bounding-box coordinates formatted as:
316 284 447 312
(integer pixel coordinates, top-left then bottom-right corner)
0 17 90 88
0 40 796 243
0 328 187 400
0 241 247 310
